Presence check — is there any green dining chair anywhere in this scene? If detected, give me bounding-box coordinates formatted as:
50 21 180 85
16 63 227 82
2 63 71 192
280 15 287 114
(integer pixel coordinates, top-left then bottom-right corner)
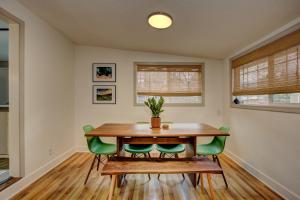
83 125 117 185
196 126 230 187
124 122 154 179
124 122 154 158
156 122 186 180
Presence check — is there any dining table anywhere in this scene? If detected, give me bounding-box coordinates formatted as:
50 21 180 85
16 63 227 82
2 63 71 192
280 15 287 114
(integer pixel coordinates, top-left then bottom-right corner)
85 122 230 187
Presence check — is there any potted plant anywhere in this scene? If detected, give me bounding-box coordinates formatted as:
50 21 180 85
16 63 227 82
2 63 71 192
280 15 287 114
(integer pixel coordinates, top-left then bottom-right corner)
144 97 165 128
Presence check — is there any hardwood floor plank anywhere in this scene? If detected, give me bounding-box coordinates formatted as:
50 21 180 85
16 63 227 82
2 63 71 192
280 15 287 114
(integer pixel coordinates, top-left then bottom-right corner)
10 152 284 200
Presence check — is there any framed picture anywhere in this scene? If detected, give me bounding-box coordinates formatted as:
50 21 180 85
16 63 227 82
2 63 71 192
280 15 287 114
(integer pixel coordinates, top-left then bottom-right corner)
93 85 116 104
92 63 116 82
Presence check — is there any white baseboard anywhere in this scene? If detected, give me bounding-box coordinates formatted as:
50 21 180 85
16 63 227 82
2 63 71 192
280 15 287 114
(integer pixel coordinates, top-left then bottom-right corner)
224 150 300 200
0 148 76 200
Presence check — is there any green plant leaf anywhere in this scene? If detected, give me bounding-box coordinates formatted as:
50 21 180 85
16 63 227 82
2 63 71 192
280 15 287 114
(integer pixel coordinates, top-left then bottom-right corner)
144 96 165 117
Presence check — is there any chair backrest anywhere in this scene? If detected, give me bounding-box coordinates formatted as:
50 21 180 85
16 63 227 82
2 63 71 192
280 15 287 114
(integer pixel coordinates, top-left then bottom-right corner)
83 125 102 152
211 126 230 153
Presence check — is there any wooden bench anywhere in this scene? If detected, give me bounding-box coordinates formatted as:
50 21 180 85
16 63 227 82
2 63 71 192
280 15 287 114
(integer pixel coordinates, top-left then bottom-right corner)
101 157 223 200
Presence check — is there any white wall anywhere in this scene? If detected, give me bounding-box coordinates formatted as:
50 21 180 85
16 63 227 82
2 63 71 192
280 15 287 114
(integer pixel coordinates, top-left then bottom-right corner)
223 21 300 200
0 0 75 177
74 46 224 148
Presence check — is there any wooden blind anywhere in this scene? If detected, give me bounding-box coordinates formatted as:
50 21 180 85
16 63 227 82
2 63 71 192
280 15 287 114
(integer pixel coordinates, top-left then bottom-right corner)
232 45 300 96
232 29 300 68
136 64 202 97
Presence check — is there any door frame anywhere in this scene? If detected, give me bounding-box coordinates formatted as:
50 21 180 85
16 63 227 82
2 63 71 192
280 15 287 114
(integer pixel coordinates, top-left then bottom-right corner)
0 7 25 177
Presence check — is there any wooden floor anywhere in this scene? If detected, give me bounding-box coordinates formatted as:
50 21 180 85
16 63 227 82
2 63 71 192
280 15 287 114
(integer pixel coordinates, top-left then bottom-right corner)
0 158 9 170
11 152 283 200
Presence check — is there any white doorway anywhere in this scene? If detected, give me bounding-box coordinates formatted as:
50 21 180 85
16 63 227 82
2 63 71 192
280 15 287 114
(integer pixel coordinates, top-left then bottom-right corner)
0 7 24 185
0 19 9 184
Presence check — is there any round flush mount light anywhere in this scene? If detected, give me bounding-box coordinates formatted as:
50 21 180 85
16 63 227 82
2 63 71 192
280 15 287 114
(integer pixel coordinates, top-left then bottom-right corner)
148 12 173 29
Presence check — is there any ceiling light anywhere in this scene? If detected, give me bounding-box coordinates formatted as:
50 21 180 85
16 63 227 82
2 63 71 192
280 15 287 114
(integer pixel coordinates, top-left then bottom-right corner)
148 12 173 29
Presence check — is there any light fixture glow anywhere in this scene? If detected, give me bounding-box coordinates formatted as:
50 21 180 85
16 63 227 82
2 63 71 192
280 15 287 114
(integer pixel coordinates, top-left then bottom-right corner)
148 12 173 29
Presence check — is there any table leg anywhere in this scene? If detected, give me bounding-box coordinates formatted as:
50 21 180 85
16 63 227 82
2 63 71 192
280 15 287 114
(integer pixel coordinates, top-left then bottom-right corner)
187 136 197 187
116 137 122 156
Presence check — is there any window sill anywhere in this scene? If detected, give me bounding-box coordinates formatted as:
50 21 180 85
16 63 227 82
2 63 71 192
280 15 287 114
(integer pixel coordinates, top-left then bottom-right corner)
231 104 300 114
134 103 204 107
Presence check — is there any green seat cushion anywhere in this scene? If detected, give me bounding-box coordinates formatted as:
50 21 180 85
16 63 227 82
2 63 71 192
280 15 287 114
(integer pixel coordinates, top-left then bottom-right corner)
90 142 117 155
156 144 185 154
196 143 222 155
124 144 154 153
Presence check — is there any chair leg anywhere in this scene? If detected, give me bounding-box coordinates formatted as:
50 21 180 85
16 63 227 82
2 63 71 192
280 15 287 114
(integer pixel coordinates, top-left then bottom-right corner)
108 175 116 200
212 155 216 162
215 155 228 188
84 155 97 185
97 155 101 171
197 174 200 185
148 152 151 158
207 174 215 200
181 174 185 180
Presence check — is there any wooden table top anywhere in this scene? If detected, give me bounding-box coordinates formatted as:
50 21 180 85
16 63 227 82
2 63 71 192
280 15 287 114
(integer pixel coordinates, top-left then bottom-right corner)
86 123 229 137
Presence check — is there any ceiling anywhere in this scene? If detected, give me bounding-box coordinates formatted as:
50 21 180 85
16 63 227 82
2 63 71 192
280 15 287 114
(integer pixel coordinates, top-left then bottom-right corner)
17 0 300 59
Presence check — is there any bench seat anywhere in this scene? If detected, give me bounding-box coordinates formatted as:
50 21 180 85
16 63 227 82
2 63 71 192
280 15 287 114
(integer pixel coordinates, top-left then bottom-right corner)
102 157 222 200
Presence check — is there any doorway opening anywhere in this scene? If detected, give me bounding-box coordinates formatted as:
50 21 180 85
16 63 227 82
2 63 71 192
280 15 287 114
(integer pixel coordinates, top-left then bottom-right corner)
0 19 9 184
0 7 24 190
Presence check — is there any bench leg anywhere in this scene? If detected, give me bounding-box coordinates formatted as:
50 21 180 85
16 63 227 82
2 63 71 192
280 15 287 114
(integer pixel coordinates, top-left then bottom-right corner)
207 174 215 200
108 175 117 200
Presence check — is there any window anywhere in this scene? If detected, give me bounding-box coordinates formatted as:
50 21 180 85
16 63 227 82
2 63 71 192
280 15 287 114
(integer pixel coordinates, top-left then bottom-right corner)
231 29 300 112
135 63 204 105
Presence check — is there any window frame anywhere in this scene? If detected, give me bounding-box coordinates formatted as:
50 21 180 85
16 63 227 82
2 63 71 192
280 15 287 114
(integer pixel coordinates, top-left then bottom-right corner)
229 60 300 114
134 62 205 107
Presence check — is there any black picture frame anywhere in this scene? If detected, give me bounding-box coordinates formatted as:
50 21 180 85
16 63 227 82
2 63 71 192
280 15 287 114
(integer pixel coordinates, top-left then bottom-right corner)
92 85 116 104
92 63 116 82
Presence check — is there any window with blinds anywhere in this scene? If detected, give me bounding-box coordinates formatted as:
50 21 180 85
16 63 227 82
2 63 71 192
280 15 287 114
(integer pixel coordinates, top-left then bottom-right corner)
135 63 204 105
231 29 300 108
